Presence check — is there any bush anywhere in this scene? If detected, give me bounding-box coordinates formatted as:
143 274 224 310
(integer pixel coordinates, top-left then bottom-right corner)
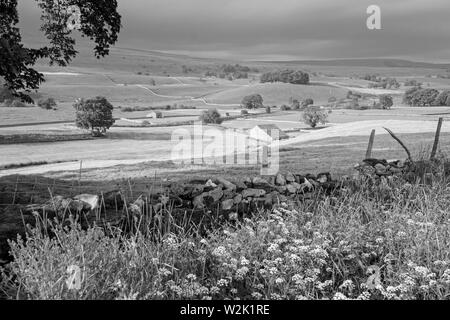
291 99 300 110
405 88 440 107
241 110 249 116
0 86 14 103
379 95 394 109
280 104 290 111
403 87 421 105
3 99 28 108
302 98 314 108
404 79 422 87
74 97 115 137
199 109 223 124
265 106 271 114
433 90 450 106
241 94 263 109
37 98 57 110
302 108 328 128
261 70 310 85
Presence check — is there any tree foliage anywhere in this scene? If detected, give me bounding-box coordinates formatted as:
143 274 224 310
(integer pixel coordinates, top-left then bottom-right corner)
0 0 121 102
404 88 439 107
434 90 450 106
302 108 328 128
199 109 223 124
241 94 263 109
37 97 57 110
301 98 314 108
260 70 310 85
74 96 115 136
379 94 393 109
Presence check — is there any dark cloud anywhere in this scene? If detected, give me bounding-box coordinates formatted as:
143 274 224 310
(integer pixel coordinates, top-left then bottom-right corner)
17 0 450 61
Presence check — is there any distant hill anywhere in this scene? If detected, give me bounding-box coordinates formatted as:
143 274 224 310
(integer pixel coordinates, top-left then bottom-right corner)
259 58 450 70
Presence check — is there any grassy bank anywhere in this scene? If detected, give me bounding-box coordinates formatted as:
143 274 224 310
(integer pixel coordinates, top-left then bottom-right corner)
1 173 449 300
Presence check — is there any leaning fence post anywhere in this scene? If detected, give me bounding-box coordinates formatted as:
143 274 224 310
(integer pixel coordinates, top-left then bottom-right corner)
430 117 443 160
260 145 269 176
365 129 376 159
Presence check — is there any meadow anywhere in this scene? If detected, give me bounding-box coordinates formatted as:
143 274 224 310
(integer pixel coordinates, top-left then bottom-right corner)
1 160 450 300
2 46 450 300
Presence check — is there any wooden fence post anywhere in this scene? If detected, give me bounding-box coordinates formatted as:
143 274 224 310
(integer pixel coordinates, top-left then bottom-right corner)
260 145 269 175
430 117 443 160
365 129 376 159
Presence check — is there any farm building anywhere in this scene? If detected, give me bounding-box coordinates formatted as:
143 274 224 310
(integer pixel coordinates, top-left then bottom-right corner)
146 111 163 119
249 124 289 143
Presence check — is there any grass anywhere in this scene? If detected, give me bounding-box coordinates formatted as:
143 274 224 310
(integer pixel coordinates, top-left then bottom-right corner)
1 160 450 300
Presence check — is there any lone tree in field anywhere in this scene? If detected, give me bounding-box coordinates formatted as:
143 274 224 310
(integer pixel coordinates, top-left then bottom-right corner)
74 97 115 137
301 98 314 108
0 0 121 103
241 94 263 109
302 107 328 128
199 109 223 124
379 94 394 109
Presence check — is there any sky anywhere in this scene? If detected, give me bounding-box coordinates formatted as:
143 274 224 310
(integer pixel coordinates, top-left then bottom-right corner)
17 0 450 62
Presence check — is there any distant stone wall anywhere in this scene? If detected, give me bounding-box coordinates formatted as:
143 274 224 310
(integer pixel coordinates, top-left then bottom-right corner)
0 133 93 144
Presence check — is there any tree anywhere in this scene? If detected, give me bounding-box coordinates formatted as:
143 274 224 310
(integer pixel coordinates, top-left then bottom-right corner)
291 99 300 110
241 94 263 109
199 109 223 124
74 97 115 136
302 98 314 108
0 0 121 103
37 97 57 110
403 86 421 105
379 95 393 109
434 90 450 106
261 69 309 85
405 88 440 106
302 108 328 128
265 106 271 114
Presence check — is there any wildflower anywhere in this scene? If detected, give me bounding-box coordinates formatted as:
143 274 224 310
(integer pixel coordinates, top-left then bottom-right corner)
255 283 264 290
270 293 282 300
212 246 228 258
275 277 285 285
267 243 279 253
236 267 249 280
240 257 250 266
158 268 172 277
396 231 407 239
217 279 229 287
251 292 263 300
210 286 220 295
356 291 371 300
332 292 348 300
231 288 238 295
316 280 333 291
339 280 355 292
186 274 197 281
414 266 430 278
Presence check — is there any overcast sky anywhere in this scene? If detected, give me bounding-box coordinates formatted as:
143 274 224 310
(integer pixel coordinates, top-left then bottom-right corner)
18 0 450 62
